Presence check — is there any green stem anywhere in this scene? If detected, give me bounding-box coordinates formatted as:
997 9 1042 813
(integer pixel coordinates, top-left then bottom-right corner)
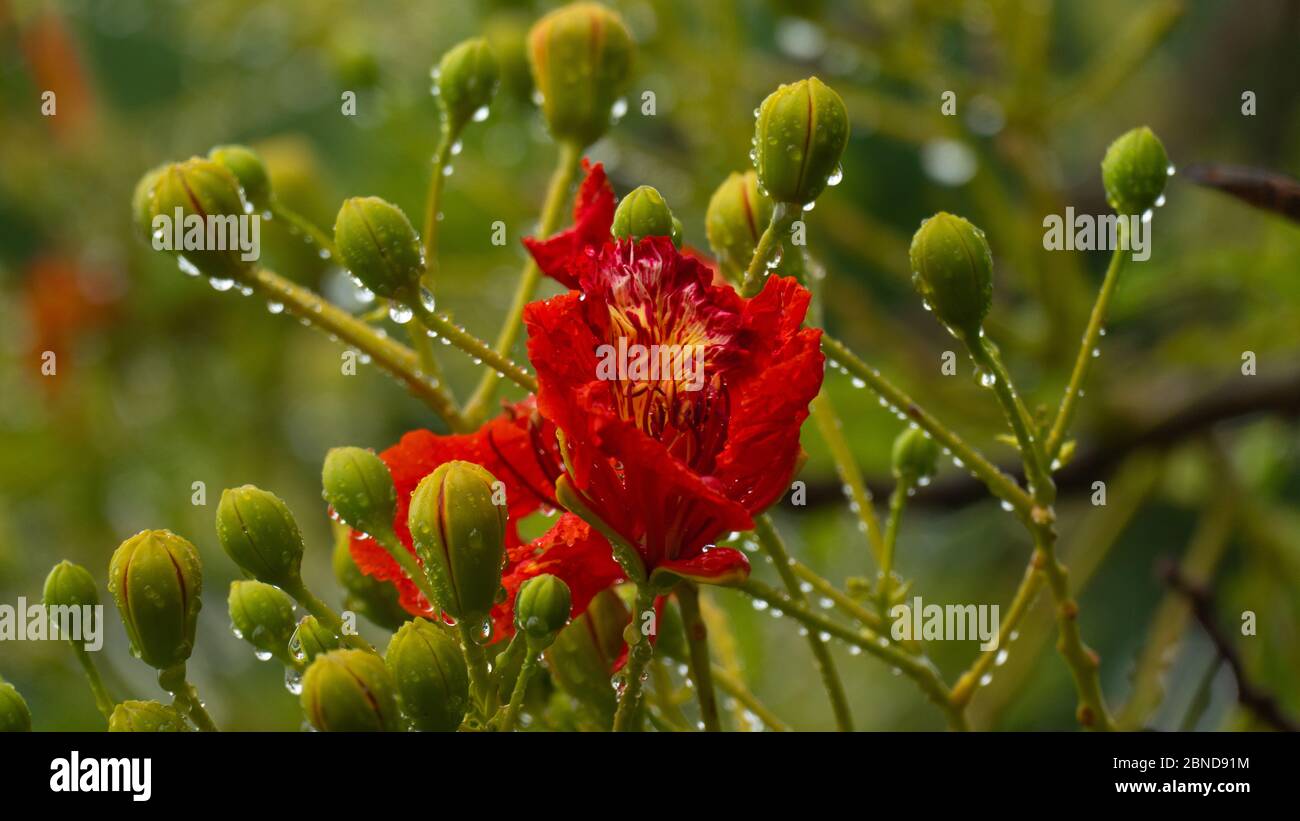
239 267 465 429
612 590 656 732
878 480 910 610
1045 245 1128 462
465 141 583 421
410 301 537 394
282 579 372 653
740 206 797 298
72 643 115 721
820 333 1033 515
459 621 492 715
809 393 886 564
160 666 217 732
500 651 539 732
421 124 457 283
753 515 854 731
789 560 890 635
709 665 791 732
675 583 721 732
950 563 1043 707
969 336 1051 501
269 201 338 260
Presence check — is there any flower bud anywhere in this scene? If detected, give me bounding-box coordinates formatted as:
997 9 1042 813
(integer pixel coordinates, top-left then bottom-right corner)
108 530 203 671
514 574 572 648
149 158 252 280
436 37 500 131
292 616 340 664
301 649 400 732
753 77 849 205
0 677 31 732
706 171 774 272
1101 126 1170 215
321 447 398 539
407 461 508 625
332 531 410 631
108 700 188 732
333 197 424 300
215 485 305 590
385 618 469 731
131 164 167 243
208 144 272 211
228 580 298 666
544 587 627 717
908 212 993 341
891 427 940 485
528 2 634 147
485 15 534 103
612 185 677 245
43 561 100 650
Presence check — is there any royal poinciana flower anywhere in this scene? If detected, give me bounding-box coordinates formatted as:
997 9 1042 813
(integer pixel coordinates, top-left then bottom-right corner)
522 162 825 588
348 399 624 633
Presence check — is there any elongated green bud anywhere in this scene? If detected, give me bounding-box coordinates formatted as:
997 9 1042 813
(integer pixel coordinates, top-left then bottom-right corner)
385 618 469 731
612 185 678 245
43 561 101 650
754 77 849 205
215 485 305 590
407 461 507 625
436 37 500 132
292 616 340 664
148 158 252 280
1101 126 1170 215
228 580 298 666
892 427 940 485
514 574 572 649
706 171 774 273
301 649 400 732
108 530 203 671
528 2 634 147
333 531 410 631
333 197 424 300
209 144 272 211
108 700 188 732
321 447 398 540
0 677 31 732
908 212 993 342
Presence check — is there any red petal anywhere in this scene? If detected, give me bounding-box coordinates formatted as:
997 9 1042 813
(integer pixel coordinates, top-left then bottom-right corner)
522 159 614 289
652 547 751 586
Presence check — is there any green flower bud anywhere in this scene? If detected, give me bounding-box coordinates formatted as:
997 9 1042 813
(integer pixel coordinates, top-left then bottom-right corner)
301 649 400 732
436 37 500 131
514 574 572 648
131 164 167 243
612 185 677 244
545 587 627 718
407 461 507 625
228 580 298 665
208 144 272 211
908 212 993 341
706 170 774 272
108 700 188 732
43 561 101 650
292 616 340 664
332 530 410 631
385 618 469 731
891 427 940 484
528 2 634 147
321 447 398 539
485 15 534 103
754 77 849 205
108 530 203 671
1101 126 1170 215
215 485 305 590
0 677 31 732
148 158 252 280
333 197 424 300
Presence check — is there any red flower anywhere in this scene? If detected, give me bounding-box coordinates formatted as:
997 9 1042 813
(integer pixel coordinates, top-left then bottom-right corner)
349 399 623 633
523 159 616 290
523 167 824 588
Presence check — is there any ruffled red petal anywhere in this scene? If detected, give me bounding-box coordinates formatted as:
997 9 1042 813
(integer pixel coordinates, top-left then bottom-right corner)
652 546 751 587
522 159 615 289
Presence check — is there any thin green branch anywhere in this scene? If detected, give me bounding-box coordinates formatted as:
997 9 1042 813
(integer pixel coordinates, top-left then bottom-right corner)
675 583 721 732
710 665 790 732
809 393 886 563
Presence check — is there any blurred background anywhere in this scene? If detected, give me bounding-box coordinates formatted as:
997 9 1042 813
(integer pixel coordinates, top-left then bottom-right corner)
1 0 1297 730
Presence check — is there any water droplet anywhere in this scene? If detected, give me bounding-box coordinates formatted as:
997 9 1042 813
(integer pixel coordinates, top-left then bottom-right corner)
450 140 463 156
994 649 1009 666
177 257 201 277
472 105 490 122
827 164 843 186
267 301 284 314
979 371 997 388
1154 194 1166 208
389 304 414 324
354 285 375 304
1000 500 1014 512
254 649 273 662
1166 164 1176 177
419 287 436 312
209 277 235 292
610 98 628 120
